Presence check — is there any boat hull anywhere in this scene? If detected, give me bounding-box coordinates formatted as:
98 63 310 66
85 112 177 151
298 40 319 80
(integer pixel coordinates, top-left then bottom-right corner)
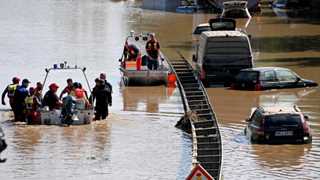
38 109 93 125
121 68 168 86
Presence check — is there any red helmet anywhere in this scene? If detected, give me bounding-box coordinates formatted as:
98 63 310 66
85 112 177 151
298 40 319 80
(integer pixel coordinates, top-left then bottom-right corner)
49 83 59 89
12 77 20 84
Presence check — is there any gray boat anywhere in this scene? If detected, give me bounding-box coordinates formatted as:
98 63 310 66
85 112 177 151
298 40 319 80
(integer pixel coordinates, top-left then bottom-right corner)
119 32 173 86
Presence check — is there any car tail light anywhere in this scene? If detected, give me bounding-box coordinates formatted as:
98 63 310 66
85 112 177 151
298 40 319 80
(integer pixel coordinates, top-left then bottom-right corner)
230 83 236 89
256 128 264 135
302 117 310 134
254 80 262 91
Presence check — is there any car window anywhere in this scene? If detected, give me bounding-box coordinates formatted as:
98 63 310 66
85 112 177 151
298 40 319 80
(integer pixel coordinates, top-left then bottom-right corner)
265 114 301 128
236 71 258 82
261 70 276 82
276 69 297 82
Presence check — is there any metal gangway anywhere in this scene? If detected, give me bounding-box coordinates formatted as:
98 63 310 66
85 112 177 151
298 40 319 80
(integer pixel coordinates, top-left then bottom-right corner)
168 59 223 180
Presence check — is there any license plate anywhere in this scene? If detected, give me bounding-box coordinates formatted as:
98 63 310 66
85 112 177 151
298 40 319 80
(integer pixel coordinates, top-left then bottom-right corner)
275 131 293 136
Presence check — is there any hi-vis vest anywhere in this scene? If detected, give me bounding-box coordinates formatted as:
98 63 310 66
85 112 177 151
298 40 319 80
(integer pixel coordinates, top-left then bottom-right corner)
7 84 18 98
25 96 34 110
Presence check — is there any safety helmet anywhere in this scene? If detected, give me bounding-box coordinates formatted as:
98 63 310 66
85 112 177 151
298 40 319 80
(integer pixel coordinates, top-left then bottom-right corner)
49 83 59 89
12 77 20 84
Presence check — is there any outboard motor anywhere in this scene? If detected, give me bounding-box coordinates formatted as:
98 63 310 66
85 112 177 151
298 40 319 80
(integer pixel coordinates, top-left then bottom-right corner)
0 125 7 163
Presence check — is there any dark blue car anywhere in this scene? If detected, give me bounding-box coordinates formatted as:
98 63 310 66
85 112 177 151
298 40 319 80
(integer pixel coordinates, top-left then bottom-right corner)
231 67 318 90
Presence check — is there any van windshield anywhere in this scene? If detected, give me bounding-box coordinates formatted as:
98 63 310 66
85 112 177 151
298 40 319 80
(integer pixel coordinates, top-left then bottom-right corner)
265 114 301 128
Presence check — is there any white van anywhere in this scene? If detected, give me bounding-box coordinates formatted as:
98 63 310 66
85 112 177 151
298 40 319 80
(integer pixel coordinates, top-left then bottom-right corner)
193 30 253 86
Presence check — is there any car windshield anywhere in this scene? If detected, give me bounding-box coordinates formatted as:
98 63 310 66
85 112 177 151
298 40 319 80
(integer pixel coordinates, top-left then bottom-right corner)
265 114 301 128
236 71 258 81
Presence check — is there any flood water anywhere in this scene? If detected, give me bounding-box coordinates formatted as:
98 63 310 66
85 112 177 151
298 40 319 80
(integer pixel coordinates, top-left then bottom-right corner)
0 0 319 179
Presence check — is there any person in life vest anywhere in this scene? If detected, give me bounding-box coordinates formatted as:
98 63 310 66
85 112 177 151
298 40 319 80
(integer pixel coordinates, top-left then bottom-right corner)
13 79 30 121
90 79 111 120
34 82 43 104
1 77 20 110
25 87 41 124
59 78 73 99
43 83 62 111
125 44 142 70
73 86 90 110
145 33 160 70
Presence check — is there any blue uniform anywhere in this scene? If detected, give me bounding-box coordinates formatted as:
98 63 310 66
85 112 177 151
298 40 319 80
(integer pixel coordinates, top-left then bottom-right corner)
13 85 29 121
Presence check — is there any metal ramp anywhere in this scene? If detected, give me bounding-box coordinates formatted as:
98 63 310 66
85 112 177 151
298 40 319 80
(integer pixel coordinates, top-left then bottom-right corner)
168 59 222 180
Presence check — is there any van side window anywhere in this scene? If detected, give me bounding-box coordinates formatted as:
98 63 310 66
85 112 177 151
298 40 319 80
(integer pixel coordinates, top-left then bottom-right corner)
276 70 297 82
261 71 276 82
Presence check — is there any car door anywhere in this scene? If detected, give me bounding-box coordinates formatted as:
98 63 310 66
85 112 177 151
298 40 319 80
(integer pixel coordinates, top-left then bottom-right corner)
260 70 278 89
275 69 299 89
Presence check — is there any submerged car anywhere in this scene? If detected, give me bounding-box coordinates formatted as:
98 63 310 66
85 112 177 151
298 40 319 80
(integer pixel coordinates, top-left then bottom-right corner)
0 125 7 162
245 105 312 144
231 67 318 90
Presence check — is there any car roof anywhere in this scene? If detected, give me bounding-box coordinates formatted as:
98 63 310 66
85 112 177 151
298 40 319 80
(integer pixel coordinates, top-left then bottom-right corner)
240 67 290 72
257 105 302 116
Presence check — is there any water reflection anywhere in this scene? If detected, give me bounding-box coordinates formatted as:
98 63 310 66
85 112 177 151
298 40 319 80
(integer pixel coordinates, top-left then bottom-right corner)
252 144 311 169
121 86 176 113
207 88 318 124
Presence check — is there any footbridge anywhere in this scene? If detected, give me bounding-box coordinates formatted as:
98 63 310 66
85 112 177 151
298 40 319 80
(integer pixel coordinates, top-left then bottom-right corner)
168 59 223 180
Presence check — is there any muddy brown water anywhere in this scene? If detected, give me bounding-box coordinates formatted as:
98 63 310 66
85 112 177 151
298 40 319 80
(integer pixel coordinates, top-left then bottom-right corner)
0 1 319 179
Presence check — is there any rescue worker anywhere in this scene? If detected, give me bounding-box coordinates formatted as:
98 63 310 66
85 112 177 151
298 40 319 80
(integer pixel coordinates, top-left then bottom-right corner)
145 33 160 70
59 78 73 99
1 77 20 109
78 83 89 100
100 73 113 93
13 79 30 121
43 83 62 111
34 82 43 104
127 44 140 61
25 87 41 124
91 79 112 120
124 44 142 70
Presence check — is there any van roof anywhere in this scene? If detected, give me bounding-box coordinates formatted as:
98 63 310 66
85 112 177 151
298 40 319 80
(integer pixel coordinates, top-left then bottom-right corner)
201 30 247 38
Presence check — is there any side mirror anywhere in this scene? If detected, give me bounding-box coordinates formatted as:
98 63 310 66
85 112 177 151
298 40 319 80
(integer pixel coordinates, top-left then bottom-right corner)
304 115 309 121
245 118 251 122
192 54 197 63
118 58 122 62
